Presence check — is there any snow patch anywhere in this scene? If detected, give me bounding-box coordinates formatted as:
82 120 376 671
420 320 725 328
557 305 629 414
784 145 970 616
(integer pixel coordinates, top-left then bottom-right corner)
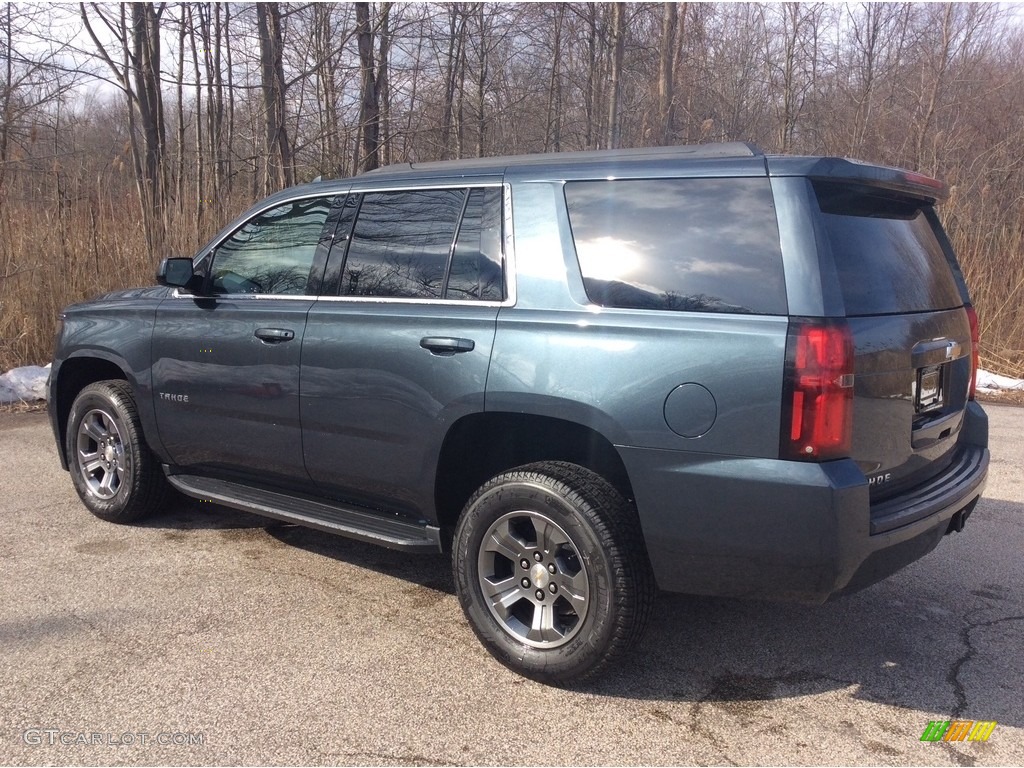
0 365 50 403
976 368 1024 393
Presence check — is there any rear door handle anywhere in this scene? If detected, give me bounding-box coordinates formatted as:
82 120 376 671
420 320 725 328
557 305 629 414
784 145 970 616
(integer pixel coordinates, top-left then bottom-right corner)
420 336 475 355
254 327 295 343
911 337 961 368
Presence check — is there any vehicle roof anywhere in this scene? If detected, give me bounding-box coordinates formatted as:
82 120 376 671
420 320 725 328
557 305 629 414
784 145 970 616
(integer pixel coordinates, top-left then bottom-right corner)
362 142 762 179
271 142 946 204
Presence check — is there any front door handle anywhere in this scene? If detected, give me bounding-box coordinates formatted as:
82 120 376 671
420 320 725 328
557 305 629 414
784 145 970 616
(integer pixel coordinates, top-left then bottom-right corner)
254 327 295 343
420 336 475 355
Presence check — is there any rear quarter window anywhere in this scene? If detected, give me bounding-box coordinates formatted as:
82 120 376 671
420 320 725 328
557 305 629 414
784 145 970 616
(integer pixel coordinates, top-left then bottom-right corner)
564 178 787 315
815 183 963 316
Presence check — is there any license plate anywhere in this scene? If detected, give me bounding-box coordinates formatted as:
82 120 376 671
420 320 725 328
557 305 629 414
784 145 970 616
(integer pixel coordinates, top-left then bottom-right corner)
916 365 943 412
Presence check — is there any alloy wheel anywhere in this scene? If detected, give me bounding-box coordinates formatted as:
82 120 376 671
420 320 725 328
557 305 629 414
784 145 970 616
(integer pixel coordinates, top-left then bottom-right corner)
476 510 590 649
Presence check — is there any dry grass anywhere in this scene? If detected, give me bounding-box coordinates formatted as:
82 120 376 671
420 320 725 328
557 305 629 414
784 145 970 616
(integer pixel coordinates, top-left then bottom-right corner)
0 399 47 414
0 190 230 370
1 195 151 369
976 390 1024 407
945 192 1024 378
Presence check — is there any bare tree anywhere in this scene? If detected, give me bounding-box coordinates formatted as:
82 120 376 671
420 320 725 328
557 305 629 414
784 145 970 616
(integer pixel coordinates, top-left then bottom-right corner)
657 2 678 145
256 2 293 192
80 2 168 252
544 4 565 152
605 2 625 149
354 1 391 172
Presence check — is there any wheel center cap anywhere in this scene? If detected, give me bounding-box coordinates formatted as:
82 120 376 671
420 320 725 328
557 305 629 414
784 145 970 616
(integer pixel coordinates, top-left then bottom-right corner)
103 445 116 462
530 563 550 589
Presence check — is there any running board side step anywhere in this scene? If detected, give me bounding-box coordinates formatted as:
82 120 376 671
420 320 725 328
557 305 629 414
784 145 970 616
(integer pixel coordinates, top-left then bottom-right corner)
165 473 443 553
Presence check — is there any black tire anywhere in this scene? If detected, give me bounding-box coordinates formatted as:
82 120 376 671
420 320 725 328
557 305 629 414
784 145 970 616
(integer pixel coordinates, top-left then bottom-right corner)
66 380 169 523
452 461 655 684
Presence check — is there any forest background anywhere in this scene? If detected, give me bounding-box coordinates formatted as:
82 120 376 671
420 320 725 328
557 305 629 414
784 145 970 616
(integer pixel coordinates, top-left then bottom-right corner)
1 2 1022 375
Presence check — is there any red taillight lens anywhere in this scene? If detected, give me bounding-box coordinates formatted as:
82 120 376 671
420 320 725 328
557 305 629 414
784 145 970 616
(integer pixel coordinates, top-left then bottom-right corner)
782 319 855 461
965 305 980 400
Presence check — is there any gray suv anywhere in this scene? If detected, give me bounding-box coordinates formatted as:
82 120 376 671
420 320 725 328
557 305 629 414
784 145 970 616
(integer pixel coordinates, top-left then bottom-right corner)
49 143 989 683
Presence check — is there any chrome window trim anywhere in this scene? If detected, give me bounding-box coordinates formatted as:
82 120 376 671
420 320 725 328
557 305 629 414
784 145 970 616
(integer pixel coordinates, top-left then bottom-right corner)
503 181 516 306
348 181 503 195
170 289 315 301
312 295 510 307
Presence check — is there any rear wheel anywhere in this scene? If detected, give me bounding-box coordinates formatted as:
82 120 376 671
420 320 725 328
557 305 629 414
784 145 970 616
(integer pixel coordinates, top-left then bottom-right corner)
66 380 169 523
453 461 654 684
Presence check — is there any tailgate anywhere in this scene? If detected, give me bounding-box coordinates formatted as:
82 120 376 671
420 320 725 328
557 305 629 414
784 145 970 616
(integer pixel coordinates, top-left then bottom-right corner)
848 309 972 500
814 180 973 500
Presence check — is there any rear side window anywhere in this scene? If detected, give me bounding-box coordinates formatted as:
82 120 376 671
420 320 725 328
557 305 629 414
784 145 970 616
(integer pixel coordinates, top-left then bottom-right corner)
339 187 504 301
448 187 504 301
815 183 963 315
564 178 787 314
341 189 464 299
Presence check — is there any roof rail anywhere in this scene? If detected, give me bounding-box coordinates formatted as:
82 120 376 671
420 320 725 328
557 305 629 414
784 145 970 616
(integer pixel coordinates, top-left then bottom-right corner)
364 142 763 177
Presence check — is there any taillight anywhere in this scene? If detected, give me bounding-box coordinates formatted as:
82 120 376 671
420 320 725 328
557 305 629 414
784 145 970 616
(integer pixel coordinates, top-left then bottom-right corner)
781 319 854 461
965 305 980 400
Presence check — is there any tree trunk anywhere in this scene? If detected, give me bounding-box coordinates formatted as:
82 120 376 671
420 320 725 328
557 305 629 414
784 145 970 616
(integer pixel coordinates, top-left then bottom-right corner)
376 4 392 166
584 3 599 150
209 3 225 203
174 5 185 221
544 4 564 153
131 3 167 249
476 2 488 158
658 2 677 145
224 2 234 192
441 5 464 160
606 2 625 150
188 2 204 236
256 2 293 193
132 6 164 207
355 1 381 172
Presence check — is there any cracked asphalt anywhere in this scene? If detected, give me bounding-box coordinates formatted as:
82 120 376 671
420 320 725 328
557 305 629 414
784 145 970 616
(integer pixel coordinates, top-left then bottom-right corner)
1 405 1022 766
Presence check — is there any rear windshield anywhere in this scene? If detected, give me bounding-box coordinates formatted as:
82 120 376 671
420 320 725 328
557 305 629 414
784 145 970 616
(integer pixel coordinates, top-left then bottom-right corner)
815 183 963 316
564 178 787 315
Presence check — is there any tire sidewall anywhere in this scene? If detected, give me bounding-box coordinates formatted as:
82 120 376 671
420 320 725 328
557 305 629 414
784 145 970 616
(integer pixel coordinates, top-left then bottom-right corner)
66 386 139 520
455 476 619 681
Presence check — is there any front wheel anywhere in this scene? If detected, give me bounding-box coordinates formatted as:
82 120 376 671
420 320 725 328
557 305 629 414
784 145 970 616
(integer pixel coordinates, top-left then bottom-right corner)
452 461 654 684
66 380 169 523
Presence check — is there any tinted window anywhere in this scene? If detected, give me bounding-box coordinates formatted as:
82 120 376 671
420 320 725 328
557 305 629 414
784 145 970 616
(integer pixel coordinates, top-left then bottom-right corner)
341 189 465 298
210 197 333 295
447 187 504 301
320 194 361 296
815 184 963 315
565 178 786 314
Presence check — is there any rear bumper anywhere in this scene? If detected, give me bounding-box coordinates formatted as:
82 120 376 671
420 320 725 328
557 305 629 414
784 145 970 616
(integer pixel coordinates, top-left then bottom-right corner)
619 403 989 603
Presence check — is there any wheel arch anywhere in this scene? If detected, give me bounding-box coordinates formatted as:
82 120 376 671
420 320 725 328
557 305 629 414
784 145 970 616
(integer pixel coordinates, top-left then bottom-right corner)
434 410 636 539
52 354 132 469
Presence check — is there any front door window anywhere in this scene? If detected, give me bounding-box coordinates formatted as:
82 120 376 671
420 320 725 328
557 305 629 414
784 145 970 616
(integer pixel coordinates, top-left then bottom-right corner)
210 197 334 295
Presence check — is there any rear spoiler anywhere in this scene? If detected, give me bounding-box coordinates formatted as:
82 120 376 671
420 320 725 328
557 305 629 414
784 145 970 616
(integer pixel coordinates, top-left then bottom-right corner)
767 156 948 204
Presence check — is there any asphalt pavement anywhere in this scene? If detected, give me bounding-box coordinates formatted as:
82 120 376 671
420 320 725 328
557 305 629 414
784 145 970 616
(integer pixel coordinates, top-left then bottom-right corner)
1 406 1022 766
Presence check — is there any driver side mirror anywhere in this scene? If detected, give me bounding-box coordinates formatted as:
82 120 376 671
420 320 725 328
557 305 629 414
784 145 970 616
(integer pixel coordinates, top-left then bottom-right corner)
157 257 200 293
